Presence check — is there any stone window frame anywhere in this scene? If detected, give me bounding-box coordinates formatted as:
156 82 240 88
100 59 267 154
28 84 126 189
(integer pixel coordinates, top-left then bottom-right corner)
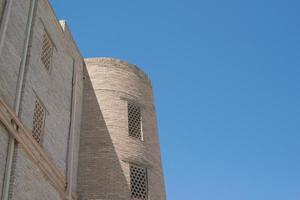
129 163 148 200
32 95 47 145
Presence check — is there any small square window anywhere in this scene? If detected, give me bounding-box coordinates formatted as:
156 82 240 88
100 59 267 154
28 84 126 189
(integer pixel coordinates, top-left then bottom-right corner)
128 103 142 140
130 164 148 200
41 31 54 71
32 99 45 144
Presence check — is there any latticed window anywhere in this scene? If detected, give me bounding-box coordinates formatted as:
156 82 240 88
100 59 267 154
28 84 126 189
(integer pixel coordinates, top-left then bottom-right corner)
130 164 148 200
128 103 142 140
32 99 45 144
41 31 54 71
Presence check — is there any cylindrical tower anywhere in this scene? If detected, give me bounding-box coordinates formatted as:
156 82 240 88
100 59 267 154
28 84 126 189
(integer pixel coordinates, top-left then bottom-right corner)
78 58 166 200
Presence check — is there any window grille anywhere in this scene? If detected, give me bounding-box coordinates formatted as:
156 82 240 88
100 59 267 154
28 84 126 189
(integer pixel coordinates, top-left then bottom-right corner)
128 103 142 140
32 99 45 144
130 165 148 200
41 31 54 71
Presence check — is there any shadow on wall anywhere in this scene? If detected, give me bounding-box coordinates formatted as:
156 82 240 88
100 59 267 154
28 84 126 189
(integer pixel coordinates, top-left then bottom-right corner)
77 66 130 199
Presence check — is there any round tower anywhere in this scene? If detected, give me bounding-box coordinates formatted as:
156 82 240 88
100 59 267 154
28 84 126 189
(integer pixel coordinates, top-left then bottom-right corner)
78 58 166 200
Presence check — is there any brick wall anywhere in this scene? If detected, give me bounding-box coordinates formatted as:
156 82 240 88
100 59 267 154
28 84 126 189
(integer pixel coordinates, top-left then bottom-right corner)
0 0 84 199
0 123 9 200
0 0 5 21
0 1 165 199
0 0 30 109
11 150 61 200
17 0 83 182
78 58 166 200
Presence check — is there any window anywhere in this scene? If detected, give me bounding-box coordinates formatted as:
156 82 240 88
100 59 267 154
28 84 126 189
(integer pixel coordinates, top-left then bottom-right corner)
32 99 45 144
41 31 54 71
128 103 142 140
130 164 148 200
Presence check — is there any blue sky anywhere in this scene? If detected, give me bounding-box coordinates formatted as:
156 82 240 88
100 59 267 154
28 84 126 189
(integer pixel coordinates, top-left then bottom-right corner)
51 1 300 199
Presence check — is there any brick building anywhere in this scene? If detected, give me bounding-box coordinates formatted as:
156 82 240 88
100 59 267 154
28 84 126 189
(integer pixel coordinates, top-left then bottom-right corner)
0 0 166 199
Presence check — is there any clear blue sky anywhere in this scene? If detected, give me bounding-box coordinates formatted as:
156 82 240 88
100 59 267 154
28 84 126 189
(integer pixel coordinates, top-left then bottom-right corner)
51 1 300 199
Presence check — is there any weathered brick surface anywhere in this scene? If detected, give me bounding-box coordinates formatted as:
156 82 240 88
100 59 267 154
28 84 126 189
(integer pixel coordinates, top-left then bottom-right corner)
11 150 61 200
0 123 8 200
0 0 5 21
78 58 166 200
0 0 165 199
0 0 84 199
18 0 83 179
0 0 30 109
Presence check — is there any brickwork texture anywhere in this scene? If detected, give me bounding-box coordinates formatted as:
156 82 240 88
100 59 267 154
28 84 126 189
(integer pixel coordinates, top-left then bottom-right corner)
0 0 166 199
78 58 166 200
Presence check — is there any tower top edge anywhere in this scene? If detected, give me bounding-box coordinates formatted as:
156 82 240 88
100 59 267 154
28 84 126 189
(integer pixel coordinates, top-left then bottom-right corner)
84 57 152 83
